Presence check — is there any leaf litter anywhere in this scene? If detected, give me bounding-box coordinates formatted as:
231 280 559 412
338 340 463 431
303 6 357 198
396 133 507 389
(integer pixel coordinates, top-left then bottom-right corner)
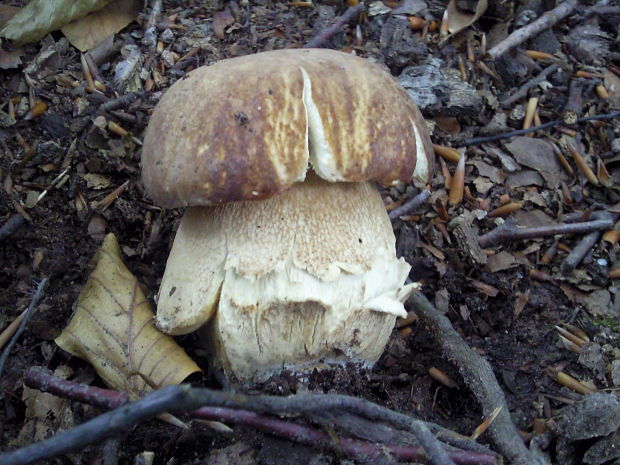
0 0 619 463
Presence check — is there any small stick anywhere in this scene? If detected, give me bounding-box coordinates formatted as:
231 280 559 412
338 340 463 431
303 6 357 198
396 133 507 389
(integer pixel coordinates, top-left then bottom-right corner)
0 214 25 243
408 292 537 465
560 212 617 273
388 189 431 220
523 97 538 130
449 153 465 206
461 110 620 146
479 218 614 248
500 64 559 107
562 80 584 125
305 4 365 48
143 0 163 49
0 278 48 377
100 91 144 112
5 376 462 465
487 0 579 60
18 367 500 465
0 308 27 349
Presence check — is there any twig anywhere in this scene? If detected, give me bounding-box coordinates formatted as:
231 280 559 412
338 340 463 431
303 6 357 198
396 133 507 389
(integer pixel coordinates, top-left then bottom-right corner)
408 292 540 465
142 0 163 50
478 218 614 248
22 368 498 465
389 189 431 220
304 4 365 48
100 91 145 112
101 438 120 465
561 212 619 274
0 377 472 465
562 79 584 125
0 278 48 378
0 214 25 243
487 0 579 60
500 64 559 107
460 110 620 146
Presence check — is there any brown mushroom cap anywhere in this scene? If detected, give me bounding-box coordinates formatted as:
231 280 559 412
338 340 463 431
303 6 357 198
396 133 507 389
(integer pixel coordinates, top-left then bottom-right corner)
142 48 434 208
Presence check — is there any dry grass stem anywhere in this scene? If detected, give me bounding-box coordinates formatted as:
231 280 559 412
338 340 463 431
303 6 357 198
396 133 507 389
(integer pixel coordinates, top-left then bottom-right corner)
395 311 419 329
567 144 599 185
449 152 465 206
0 309 27 350
466 39 474 62
575 70 604 78
488 202 522 218
440 158 452 188
558 335 582 354
525 50 553 60
428 367 458 388
596 84 609 99
470 407 502 441
523 97 538 130
555 372 596 395
408 16 425 30
602 229 620 246
23 100 47 120
433 144 460 163
597 159 612 187
457 55 467 80
80 53 95 92
609 268 620 279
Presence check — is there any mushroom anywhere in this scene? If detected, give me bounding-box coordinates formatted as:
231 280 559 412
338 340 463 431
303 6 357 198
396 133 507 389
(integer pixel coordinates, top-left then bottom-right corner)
141 49 434 383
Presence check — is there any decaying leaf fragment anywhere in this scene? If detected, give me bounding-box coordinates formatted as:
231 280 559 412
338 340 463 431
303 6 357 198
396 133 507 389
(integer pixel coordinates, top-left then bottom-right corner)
61 0 141 52
55 233 200 396
444 0 488 37
0 0 114 46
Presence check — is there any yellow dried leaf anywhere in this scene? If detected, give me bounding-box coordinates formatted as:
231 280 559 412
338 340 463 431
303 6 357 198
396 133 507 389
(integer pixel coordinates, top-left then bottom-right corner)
445 0 488 37
56 233 200 396
61 0 141 52
0 0 113 46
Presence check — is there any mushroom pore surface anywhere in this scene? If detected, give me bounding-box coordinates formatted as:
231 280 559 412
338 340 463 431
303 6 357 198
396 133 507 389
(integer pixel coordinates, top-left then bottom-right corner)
156 174 415 381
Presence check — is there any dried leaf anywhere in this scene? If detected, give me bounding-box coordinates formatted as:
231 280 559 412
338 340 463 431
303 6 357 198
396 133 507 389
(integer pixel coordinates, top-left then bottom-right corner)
61 0 141 52
445 0 488 37
0 0 114 46
0 5 20 29
0 48 23 69
213 8 235 40
56 234 200 396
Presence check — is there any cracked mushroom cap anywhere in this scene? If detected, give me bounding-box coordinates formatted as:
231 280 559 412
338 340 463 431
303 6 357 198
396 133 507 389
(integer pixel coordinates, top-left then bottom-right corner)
141 48 434 208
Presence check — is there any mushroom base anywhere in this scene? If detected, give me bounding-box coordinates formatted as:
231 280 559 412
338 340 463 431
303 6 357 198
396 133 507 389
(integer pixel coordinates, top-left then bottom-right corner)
155 174 415 383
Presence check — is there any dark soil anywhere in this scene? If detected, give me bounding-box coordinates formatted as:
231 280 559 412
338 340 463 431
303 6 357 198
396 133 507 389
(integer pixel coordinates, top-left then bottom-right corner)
1 1 619 464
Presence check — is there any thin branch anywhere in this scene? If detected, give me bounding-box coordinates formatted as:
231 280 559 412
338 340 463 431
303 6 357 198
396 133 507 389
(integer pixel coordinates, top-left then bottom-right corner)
0 278 48 378
304 4 365 48
478 218 614 248
389 189 431 220
500 64 560 107
487 0 580 60
0 374 482 465
561 212 619 274
460 110 620 146
408 292 540 465
0 214 25 243
142 0 163 50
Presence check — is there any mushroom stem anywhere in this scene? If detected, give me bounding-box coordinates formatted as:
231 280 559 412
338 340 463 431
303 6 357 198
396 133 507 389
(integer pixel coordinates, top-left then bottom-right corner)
156 174 414 381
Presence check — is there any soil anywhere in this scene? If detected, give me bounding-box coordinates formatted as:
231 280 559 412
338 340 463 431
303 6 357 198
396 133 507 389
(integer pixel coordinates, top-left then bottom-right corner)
1 1 619 464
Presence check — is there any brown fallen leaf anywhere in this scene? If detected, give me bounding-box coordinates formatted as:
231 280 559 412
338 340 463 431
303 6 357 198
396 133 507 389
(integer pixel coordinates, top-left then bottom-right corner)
56 233 200 396
213 8 235 40
0 5 20 29
0 0 114 46
0 48 23 69
444 0 488 38
61 0 141 52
